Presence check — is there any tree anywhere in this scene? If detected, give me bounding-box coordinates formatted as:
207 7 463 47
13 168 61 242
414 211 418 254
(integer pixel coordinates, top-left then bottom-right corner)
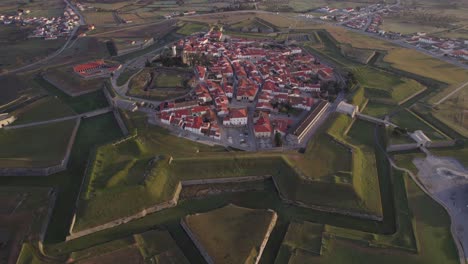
275 132 283 147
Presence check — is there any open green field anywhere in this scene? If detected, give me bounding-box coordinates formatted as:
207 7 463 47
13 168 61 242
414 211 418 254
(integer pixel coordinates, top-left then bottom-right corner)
0 26 65 72
176 22 208 35
12 96 76 125
134 229 190 263
432 87 468 137
0 119 77 168
0 75 41 106
183 204 276 264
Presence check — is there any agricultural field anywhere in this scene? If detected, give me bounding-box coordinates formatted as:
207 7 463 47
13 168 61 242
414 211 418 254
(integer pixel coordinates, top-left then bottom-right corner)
128 67 192 101
183 204 276 264
0 119 77 168
0 187 54 264
82 11 118 27
259 0 389 12
0 25 65 72
12 96 76 125
0 0 65 19
176 22 209 35
0 75 41 106
432 87 468 137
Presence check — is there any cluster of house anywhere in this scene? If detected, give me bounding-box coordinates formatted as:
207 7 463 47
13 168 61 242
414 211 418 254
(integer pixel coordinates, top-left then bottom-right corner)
0 6 80 40
156 29 335 143
163 11 197 19
73 60 121 79
405 33 468 61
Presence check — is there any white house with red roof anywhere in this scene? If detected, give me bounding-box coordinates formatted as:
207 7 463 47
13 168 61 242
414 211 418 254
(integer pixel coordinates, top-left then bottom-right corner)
223 108 248 126
254 115 272 138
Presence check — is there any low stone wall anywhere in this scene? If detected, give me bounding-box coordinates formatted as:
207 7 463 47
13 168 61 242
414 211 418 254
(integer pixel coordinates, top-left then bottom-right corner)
270 174 382 221
66 182 182 241
0 118 81 176
386 143 420 152
113 110 129 136
255 210 278 264
181 175 272 186
39 189 57 242
427 140 457 149
180 219 214 264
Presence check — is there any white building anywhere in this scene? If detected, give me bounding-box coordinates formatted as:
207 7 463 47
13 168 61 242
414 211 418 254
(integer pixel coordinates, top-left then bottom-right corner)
336 101 359 118
410 130 431 147
0 113 16 127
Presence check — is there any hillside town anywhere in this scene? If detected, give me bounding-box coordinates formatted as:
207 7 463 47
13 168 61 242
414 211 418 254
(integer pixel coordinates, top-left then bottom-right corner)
156 28 335 150
0 5 80 40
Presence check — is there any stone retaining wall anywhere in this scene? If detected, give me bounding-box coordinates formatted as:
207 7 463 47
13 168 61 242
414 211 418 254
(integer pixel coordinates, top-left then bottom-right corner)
180 219 214 264
255 210 278 264
427 140 457 148
39 189 57 242
181 175 272 186
386 143 420 152
66 182 182 241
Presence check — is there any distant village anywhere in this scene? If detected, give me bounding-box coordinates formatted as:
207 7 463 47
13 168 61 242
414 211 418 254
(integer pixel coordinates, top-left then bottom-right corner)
0 5 80 40
155 28 334 149
311 4 468 62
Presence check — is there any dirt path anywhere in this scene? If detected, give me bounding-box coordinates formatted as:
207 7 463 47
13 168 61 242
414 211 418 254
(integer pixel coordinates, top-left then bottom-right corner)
434 81 468 106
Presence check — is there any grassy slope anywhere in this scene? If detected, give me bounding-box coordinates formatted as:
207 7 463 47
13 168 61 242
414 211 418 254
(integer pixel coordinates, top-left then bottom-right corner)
12 96 76 125
134 229 190 263
34 75 109 114
0 119 77 168
391 109 448 140
313 171 458 264
184 204 275 264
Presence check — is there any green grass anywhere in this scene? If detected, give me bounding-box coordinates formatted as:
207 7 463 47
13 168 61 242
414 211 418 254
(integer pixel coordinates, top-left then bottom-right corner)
34 75 109 114
43 66 106 96
117 69 139 86
134 229 190 263
0 25 65 71
361 102 397 118
183 204 276 264
391 109 448 141
176 22 208 35
72 111 380 232
0 119 77 168
154 73 184 87
69 236 135 261
313 171 458 264
12 96 76 125
16 243 43 264
281 221 323 256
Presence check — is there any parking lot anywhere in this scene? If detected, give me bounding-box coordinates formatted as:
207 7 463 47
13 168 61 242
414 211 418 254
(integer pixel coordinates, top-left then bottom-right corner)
224 126 253 149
